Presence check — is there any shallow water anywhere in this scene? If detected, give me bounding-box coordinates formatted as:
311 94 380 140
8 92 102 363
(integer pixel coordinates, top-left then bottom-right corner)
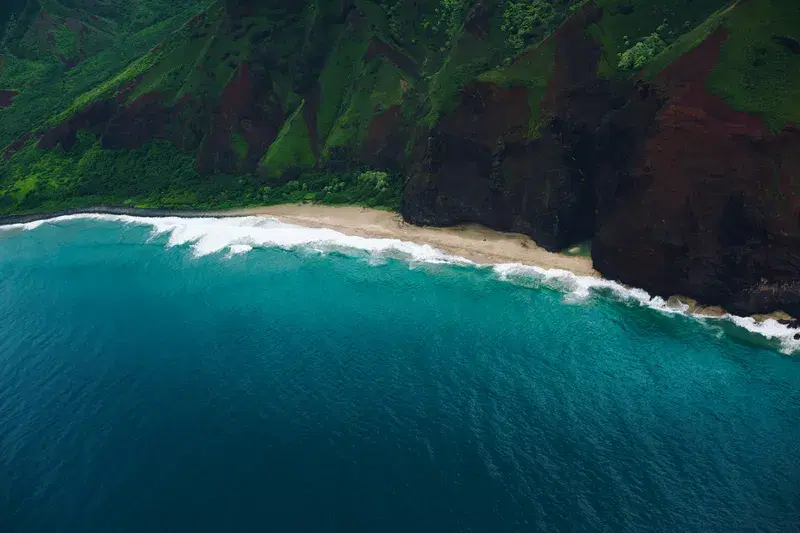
1 217 798 532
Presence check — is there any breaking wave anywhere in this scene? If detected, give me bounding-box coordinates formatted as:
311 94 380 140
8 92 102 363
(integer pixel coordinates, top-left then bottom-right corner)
492 263 800 355
1 213 472 265
3 213 798 354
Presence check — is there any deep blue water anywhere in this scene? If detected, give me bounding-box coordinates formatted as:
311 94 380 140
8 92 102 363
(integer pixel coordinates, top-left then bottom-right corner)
0 217 799 533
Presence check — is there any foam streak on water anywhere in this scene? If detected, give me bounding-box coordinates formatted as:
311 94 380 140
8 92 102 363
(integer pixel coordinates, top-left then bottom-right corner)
1 213 470 265
492 263 800 355
3 213 798 354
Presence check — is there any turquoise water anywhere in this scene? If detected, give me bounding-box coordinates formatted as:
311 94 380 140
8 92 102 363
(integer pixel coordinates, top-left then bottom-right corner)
0 216 799 532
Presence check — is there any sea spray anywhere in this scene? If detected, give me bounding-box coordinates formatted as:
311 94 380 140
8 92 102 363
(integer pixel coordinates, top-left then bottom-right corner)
2 213 798 354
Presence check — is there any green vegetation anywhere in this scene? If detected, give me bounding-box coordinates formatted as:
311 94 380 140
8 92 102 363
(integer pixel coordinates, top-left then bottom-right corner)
324 58 406 156
1 12 21 52
424 28 501 124
587 0 730 77
501 0 558 54
708 0 800 131
0 3 204 147
260 101 316 177
59 46 165 122
641 2 737 78
433 0 470 41
638 0 799 131
618 32 666 70
317 31 371 146
0 133 209 213
231 132 248 160
256 169 402 210
0 133 402 214
422 0 572 125
52 23 81 61
0 0 797 216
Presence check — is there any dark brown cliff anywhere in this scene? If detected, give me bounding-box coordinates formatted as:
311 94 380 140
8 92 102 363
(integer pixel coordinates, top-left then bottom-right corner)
403 0 800 315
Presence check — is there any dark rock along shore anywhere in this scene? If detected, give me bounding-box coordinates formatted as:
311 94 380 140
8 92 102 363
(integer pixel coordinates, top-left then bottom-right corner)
403 4 800 317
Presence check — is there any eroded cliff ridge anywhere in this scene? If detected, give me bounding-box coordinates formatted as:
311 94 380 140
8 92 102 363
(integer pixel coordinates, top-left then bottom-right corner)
1 0 798 314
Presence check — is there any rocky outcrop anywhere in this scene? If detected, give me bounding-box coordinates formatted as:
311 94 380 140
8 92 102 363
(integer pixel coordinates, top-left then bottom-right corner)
101 92 176 150
361 105 409 170
403 5 663 251
0 90 18 108
403 4 800 316
593 28 800 316
37 99 118 150
195 62 283 174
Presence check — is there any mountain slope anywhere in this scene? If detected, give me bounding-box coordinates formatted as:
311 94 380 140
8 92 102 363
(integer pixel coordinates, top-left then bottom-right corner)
1 0 799 316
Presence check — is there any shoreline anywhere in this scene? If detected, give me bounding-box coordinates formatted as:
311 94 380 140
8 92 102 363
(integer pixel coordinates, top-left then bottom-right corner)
0 204 598 276
1 204 797 330
221 205 599 276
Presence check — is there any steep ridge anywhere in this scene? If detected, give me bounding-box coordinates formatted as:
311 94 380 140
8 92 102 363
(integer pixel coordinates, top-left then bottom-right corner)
593 0 800 316
405 0 800 315
1 0 799 315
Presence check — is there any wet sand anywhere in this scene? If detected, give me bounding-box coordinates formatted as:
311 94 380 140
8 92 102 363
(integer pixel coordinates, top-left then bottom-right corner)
221 204 598 276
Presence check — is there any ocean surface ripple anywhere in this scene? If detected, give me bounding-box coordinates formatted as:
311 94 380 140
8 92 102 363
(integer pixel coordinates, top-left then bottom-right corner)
0 215 798 532
3 213 798 353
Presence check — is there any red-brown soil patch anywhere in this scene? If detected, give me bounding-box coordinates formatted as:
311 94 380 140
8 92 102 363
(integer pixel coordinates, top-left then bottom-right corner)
361 105 409 168
656 28 768 137
195 62 283 174
101 92 173 149
541 2 604 113
437 83 531 150
188 12 206 27
37 99 118 150
3 133 33 160
0 90 19 108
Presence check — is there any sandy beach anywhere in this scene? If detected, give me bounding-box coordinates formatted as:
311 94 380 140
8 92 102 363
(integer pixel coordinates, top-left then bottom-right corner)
222 205 800 324
221 204 598 277
1 202 796 326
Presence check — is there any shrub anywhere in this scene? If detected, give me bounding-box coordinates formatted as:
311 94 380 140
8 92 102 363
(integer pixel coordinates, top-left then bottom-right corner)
435 0 470 41
618 32 666 70
502 0 557 54
357 170 390 192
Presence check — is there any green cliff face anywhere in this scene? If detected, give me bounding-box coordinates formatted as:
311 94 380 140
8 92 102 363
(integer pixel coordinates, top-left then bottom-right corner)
0 0 575 211
1 0 799 315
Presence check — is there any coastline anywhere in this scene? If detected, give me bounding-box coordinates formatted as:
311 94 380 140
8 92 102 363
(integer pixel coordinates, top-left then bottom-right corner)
0 204 597 276
1 203 797 332
221 205 599 276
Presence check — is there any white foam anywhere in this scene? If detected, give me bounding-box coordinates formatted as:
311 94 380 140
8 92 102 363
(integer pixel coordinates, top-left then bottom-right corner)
724 315 800 354
0 218 46 232
4 213 798 354
3 213 474 265
492 263 685 312
227 244 253 256
492 262 800 354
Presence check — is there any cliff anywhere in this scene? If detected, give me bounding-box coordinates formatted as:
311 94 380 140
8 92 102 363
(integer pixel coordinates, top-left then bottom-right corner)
1 0 798 315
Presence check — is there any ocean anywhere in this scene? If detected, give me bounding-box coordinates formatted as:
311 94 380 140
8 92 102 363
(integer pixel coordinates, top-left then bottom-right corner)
0 215 798 532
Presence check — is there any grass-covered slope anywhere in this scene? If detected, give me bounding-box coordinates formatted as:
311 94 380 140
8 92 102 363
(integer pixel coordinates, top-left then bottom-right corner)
1 0 799 217
708 0 800 131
